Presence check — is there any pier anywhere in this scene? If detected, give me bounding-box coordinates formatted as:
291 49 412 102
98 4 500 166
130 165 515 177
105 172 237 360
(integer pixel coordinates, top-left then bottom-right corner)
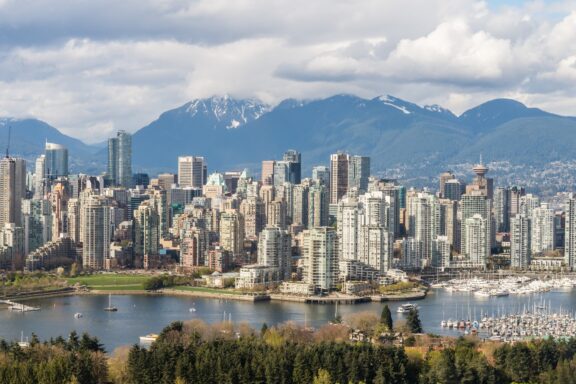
0 300 40 312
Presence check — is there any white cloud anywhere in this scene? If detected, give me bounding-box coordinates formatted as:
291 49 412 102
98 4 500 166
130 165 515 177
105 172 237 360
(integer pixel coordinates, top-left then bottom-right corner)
0 0 573 142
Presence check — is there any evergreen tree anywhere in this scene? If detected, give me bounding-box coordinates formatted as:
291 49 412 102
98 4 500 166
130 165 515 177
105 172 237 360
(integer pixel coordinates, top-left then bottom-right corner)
406 308 423 333
380 305 393 331
261 323 268 336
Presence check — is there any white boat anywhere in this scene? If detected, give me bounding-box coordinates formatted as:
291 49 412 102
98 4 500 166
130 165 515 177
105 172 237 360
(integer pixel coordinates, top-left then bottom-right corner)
397 303 418 313
104 294 118 312
139 334 159 344
74 312 83 319
474 290 491 297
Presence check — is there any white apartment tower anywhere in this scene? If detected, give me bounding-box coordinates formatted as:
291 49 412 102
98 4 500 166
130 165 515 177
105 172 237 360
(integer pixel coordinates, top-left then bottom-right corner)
531 203 555 255
258 227 292 279
82 195 111 270
301 227 338 293
510 214 531 269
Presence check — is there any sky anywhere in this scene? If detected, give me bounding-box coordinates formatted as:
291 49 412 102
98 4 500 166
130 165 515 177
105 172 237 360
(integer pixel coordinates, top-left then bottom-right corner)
0 0 574 143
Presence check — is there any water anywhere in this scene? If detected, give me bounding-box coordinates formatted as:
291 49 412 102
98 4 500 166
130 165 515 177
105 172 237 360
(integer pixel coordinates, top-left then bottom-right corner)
2 289 576 351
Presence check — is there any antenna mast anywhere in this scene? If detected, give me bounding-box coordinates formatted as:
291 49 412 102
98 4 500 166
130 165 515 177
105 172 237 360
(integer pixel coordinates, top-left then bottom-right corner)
5 125 11 158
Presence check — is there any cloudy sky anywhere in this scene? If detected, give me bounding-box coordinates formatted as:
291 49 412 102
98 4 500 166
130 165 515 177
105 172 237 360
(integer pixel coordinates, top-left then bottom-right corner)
0 0 574 143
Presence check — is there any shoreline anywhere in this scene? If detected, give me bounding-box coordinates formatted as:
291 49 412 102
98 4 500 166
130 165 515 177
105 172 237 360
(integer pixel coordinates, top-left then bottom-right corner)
1 286 428 305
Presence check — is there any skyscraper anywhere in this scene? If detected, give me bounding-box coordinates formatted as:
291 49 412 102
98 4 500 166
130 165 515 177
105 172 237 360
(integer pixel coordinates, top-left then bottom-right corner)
108 130 132 188
464 214 489 267
258 227 292 279
283 149 301 184
34 155 46 199
531 203 555 255
564 195 576 270
312 165 330 186
261 160 275 186
348 155 370 193
301 227 338 293
178 156 205 188
461 191 491 267
82 195 111 270
510 214 531 269
0 157 26 228
330 153 349 204
44 142 68 178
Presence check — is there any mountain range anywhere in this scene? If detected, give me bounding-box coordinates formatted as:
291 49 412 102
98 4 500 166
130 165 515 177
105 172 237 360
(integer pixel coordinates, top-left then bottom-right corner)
1 94 576 181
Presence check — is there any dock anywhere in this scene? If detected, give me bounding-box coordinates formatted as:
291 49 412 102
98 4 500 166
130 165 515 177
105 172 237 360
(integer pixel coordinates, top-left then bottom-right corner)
270 294 371 304
0 300 41 312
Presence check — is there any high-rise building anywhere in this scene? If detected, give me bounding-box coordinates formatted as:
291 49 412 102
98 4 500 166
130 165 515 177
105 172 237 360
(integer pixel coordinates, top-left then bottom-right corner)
34 155 46 199
283 150 301 184
531 203 555 255
180 227 209 269
494 187 510 233
219 210 244 258
292 184 309 227
432 236 451 269
261 160 275 186
312 165 330 186
82 195 111 270
44 142 68 178
133 201 160 266
178 156 206 188
258 227 292 279
22 199 52 255
444 179 463 201
564 196 576 270
273 161 290 186
406 192 439 266
330 153 349 204
348 155 370 193
439 171 455 198
0 157 26 228
67 198 81 244
239 197 265 239
519 194 540 217
464 214 489 267
510 214 531 269
266 198 287 229
461 192 491 267
107 130 132 188
301 227 338 293
308 184 329 228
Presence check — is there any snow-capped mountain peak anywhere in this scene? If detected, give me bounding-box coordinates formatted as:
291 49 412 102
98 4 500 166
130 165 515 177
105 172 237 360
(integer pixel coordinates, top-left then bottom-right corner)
181 96 270 129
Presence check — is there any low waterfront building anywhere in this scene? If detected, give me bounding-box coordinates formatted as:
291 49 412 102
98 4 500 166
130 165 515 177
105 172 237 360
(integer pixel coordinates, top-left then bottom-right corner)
279 281 314 295
234 264 280 290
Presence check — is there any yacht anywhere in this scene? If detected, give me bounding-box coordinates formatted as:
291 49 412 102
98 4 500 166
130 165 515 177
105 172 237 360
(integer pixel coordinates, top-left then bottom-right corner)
397 303 418 313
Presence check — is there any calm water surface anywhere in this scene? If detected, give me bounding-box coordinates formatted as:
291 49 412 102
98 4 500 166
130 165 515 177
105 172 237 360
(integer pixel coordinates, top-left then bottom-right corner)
2 289 576 351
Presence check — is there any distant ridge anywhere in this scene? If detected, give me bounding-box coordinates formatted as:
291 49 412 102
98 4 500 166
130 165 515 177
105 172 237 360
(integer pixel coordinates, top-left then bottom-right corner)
1 95 575 179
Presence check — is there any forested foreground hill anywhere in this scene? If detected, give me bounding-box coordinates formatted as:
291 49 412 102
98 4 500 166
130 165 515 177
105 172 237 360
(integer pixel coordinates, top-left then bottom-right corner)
3 320 576 383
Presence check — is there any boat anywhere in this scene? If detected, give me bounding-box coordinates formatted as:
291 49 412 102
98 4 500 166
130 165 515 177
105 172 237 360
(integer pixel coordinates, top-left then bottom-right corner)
397 303 418 313
474 290 491 297
74 312 83 319
104 294 118 312
139 334 159 344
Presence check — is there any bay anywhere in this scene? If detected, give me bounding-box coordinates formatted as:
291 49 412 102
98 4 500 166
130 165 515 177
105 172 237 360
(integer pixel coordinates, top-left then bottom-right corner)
2 288 576 351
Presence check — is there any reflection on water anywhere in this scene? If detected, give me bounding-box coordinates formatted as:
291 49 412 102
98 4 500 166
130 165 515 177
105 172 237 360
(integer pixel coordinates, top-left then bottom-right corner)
1 288 575 351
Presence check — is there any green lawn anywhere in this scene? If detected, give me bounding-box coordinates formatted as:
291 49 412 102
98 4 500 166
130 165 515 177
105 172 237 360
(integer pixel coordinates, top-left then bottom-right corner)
66 274 150 289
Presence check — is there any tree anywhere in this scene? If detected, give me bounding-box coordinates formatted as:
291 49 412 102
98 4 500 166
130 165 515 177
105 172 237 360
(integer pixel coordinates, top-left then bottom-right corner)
313 369 332 384
406 309 422 334
261 323 268 336
380 305 393 331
